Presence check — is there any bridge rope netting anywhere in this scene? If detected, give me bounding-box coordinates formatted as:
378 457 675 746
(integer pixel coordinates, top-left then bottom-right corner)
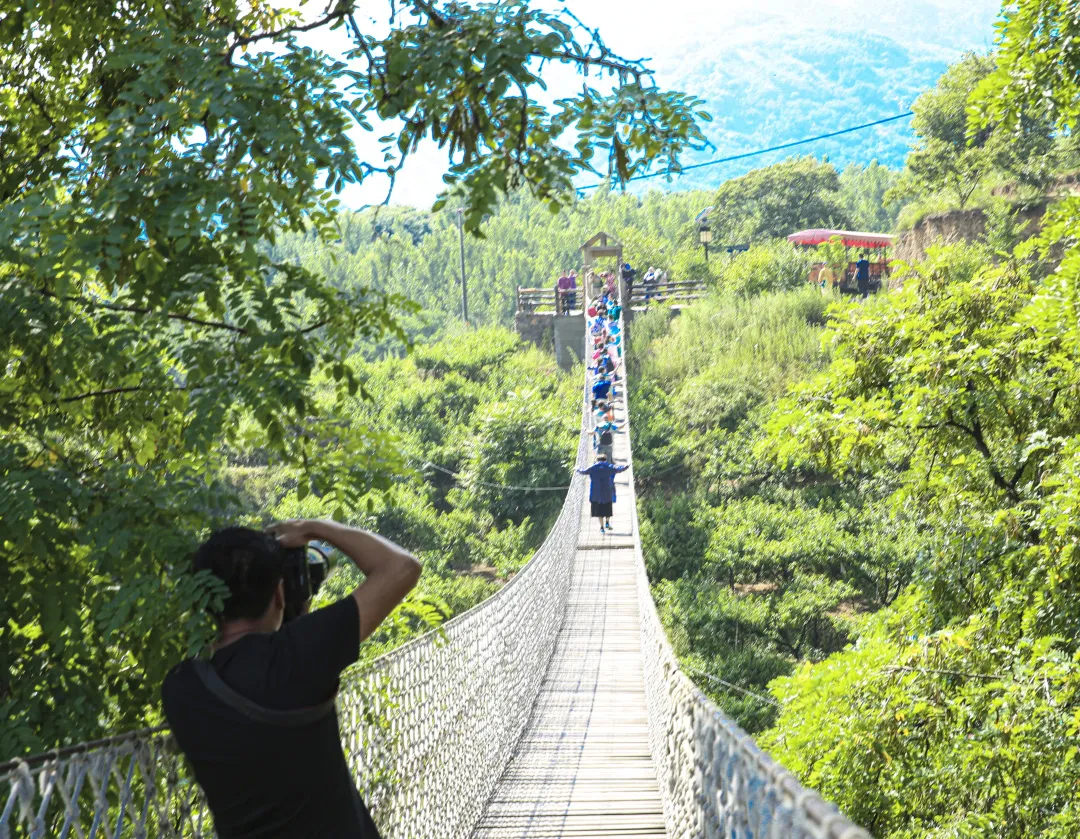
1 304 870 839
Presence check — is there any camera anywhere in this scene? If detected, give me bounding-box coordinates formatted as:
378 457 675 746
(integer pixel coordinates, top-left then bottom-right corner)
282 545 329 623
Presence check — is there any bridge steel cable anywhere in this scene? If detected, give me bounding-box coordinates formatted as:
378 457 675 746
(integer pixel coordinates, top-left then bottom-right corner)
0 297 874 839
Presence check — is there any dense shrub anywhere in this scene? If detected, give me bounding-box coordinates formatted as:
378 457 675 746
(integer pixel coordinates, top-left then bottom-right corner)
713 240 816 297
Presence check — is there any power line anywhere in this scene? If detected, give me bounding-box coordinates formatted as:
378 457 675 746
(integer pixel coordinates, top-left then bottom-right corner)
414 457 573 492
683 665 781 708
578 111 915 192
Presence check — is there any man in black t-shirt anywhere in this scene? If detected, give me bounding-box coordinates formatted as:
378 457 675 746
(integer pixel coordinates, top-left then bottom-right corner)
162 521 421 839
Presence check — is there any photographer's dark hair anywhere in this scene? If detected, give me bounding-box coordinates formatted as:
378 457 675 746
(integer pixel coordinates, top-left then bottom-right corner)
194 527 286 624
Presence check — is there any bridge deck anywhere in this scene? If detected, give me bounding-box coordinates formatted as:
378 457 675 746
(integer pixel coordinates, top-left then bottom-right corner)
472 394 665 838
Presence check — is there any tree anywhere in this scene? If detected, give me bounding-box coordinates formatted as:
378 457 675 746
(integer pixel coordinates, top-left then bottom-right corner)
893 51 1055 210
838 161 902 232
752 8 1080 832
0 0 707 754
759 239 1080 837
713 240 814 297
707 156 851 244
972 0 1080 138
895 53 999 208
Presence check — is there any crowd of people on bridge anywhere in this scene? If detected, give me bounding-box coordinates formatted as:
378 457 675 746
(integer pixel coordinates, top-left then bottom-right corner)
554 262 682 314
555 267 620 314
577 283 629 534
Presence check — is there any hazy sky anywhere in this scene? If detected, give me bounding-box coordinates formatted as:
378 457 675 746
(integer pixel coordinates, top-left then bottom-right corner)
296 0 1003 209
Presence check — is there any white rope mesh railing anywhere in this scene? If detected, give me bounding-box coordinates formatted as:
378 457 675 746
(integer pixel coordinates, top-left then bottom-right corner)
0 728 212 839
633 549 873 839
338 402 589 839
617 309 872 839
1 390 589 839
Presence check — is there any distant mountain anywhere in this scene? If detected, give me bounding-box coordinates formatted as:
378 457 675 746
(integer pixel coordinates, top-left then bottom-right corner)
335 0 1002 208
620 6 1002 191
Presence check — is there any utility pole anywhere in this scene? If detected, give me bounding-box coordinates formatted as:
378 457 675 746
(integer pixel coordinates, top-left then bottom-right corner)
455 208 469 325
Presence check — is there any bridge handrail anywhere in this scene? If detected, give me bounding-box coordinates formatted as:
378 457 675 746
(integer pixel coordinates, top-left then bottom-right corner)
633 279 706 289
1 388 590 839
617 305 872 839
339 390 588 837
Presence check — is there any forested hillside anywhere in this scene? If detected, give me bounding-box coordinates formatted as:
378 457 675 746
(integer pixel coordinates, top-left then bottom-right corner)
657 30 964 190
630 10 1080 836
662 0 1004 181
272 158 906 340
7 0 1080 834
240 327 581 656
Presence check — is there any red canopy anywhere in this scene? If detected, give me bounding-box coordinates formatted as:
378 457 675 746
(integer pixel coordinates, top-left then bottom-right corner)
787 229 894 249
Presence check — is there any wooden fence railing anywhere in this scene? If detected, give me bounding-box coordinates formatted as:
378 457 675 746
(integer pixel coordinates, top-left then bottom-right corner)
515 279 709 315
516 286 583 314
628 279 707 308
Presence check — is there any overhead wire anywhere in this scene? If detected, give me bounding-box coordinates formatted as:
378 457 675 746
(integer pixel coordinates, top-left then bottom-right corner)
577 111 915 193
683 664 781 708
411 456 573 492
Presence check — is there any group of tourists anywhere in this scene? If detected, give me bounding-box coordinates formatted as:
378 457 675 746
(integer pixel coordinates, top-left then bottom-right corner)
640 266 668 303
577 285 628 534
555 268 619 314
817 251 879 298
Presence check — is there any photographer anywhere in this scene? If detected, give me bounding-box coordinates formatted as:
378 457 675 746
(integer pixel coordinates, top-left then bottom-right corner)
162 520 422 839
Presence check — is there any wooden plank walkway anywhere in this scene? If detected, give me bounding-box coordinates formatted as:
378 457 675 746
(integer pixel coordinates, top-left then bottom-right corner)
472 392 666 838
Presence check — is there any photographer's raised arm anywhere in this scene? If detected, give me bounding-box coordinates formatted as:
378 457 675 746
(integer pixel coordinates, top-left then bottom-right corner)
320 522 422 641
271 520 422 642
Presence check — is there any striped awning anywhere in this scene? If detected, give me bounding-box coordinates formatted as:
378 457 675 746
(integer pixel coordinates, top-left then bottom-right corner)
787 228 894 248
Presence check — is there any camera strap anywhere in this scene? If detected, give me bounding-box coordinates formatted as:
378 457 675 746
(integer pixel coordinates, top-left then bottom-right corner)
192 660 336 727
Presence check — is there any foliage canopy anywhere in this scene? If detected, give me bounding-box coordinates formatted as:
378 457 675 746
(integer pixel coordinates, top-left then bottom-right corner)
0 0 705 754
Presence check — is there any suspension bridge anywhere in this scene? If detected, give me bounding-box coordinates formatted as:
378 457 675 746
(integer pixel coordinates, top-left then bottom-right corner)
0 292 871 839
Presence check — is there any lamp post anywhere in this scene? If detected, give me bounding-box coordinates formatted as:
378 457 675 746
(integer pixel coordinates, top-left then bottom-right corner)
698 223 713 263
455 208 469 324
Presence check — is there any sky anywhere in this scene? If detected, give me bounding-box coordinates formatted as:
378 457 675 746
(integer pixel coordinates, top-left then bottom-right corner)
295 0 1004 210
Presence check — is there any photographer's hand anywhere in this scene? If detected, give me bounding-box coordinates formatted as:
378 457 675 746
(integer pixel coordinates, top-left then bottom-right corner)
266 519 311 549
268 520 421 643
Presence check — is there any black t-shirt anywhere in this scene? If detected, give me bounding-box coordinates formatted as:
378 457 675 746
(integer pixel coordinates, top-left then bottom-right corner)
856 258 871 281
162 597 381 839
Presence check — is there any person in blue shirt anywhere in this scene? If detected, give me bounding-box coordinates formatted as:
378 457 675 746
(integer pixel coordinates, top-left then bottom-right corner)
593 419 621 461
855 252 871 298
591 375 613 407
577 454 629 533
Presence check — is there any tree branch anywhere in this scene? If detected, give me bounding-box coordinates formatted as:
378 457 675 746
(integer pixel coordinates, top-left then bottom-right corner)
885 665 1003 681
226 1 355 61
40 289 246 334
55 386 185 404
547 51 647 80
298 318 330 335
944 410 1019 502
410 0 447 27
